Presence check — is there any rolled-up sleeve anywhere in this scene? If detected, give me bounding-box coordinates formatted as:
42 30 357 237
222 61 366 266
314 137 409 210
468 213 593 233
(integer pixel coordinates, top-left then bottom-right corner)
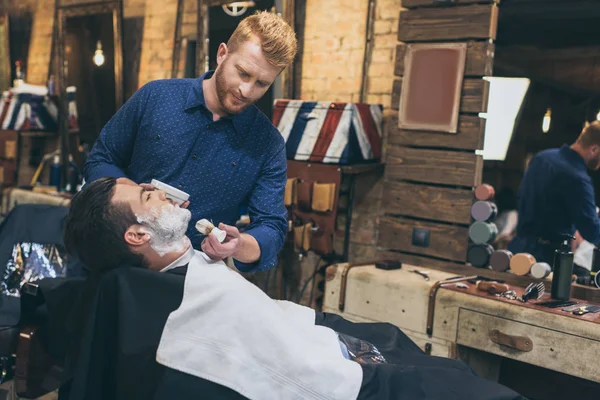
234 140 288 273
568 176 600 246
84 83 152 183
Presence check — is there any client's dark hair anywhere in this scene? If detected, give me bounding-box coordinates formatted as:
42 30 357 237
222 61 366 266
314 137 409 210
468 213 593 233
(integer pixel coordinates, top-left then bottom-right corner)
64 177 147 273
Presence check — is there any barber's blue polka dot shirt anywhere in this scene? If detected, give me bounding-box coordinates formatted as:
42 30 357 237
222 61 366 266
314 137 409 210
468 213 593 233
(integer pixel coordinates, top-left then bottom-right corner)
84 71 287 272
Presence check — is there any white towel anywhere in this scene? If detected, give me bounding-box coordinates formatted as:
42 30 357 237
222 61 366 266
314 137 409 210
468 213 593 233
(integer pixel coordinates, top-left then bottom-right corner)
156 251 362 400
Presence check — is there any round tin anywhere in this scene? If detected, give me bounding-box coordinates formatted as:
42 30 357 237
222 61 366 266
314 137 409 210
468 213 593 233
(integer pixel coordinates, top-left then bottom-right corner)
471 201 498 222
510 253 536 276
489 249 513 272
468 244 494 268
469 221 498 244
475 184 495 201
530 262 551 279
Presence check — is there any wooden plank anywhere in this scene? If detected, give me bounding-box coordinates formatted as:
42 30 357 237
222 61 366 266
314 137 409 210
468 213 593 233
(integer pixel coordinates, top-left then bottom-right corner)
386 114 485 150
376 250 600 302
378 216 469 262
391 78 488 113
402 0 498 8
398 4 498 42
395 42 495 77
457 309 600 383
385 146 482 187
383 181 473 224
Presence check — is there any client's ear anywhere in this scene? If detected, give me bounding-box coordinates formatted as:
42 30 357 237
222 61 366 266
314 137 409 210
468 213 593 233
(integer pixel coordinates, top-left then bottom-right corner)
124 225 150 247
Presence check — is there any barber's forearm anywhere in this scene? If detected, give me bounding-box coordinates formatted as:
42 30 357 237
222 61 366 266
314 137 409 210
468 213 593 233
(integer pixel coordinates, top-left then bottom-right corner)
232 233 261 263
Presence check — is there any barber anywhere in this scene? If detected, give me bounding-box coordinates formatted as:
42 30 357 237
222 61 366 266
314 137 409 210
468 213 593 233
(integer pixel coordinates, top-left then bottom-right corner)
508 121 600 268
83 11 298 273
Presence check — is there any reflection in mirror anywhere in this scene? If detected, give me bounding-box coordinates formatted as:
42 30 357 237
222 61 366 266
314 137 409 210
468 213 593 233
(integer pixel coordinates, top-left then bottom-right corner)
64 13 116 145
475 3 600 292
478 77 530 161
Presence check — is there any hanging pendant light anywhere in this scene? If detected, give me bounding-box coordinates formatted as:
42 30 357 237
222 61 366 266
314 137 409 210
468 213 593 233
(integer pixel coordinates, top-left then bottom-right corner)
93 41 105 67
542 108 551 133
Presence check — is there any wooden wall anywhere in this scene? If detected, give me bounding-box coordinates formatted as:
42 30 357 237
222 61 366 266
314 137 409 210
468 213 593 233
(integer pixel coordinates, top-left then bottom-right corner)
377 1 498 270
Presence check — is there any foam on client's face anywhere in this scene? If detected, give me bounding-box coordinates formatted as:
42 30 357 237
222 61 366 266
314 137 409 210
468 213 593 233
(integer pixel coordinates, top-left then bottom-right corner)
137 204 192 256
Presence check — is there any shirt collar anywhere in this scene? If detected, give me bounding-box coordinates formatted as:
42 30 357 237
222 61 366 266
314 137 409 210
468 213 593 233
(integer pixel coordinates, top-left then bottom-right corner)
160 240 195 273
559 144 587 171
184 70 256 136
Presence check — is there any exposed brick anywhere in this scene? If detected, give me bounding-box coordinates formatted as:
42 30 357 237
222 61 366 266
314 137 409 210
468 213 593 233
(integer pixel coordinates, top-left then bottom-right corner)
27 0 56 85
368 76 394 94
367 62 394 79
371 47 393 64
138 0 179 86
374 33 398 49
374 20 393 35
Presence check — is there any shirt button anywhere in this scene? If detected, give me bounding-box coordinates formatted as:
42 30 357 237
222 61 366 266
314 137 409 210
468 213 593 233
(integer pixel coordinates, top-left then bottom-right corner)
205 124 211 129
155 135 160 140
232 162 237 167
192 154 197 160
178 184 183 189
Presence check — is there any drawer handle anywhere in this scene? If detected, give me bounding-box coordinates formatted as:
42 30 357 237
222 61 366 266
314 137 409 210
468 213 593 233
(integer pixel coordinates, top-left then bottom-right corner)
488 329 533 352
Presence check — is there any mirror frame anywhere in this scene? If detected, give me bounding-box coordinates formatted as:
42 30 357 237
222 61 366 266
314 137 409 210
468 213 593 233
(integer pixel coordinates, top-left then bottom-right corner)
55 0 124 109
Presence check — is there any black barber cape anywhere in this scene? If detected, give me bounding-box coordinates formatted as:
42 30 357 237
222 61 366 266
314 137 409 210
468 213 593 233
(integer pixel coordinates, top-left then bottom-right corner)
45 266 525 400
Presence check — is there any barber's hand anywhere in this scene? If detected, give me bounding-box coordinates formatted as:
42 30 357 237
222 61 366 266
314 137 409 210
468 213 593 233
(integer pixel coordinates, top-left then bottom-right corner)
201 223 241 261
139 182 190 208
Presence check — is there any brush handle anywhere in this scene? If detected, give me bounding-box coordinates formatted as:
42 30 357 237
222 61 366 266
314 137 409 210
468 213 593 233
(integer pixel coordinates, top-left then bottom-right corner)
476 281 510 295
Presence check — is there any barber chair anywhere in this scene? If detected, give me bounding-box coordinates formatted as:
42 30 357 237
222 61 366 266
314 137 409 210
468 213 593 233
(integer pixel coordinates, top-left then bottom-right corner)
0 204 83 398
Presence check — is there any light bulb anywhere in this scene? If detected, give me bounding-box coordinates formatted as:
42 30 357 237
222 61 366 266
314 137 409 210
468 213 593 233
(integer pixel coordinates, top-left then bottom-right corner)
596 110 600 121
93 41 105 66
542 108 551 133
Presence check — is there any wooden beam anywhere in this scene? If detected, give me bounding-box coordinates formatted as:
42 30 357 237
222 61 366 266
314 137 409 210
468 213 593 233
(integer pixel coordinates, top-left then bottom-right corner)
402 0 499 8
396 42 494 77
498 45 600 61
377 249 466 271
398 4 498 42
385 145 483 187
378 216 469 262
383 181 473 225
391 78 488 113
386 114 485 151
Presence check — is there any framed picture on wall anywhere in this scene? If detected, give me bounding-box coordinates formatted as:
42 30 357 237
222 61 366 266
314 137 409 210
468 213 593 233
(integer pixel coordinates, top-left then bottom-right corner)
398 42 467 133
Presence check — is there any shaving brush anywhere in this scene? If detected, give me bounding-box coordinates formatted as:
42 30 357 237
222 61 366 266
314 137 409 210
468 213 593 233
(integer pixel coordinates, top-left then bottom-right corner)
195 219 226 243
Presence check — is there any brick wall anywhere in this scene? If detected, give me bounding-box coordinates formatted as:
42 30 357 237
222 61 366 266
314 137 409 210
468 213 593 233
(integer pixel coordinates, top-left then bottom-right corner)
300 0 368 103
137 0 179 86
27 0 55 85
298 0 402 261
124 0 147 18
346 0 401 260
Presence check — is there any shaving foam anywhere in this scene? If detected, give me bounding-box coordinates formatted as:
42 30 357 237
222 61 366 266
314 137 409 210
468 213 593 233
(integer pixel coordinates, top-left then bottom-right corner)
137 204 191 257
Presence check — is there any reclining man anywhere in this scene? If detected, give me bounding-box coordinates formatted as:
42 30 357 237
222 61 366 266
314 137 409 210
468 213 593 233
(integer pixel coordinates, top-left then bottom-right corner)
62 177 524 400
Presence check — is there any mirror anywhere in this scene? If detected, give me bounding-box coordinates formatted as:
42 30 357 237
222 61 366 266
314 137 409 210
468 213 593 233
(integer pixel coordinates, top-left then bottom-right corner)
475 1 600 290
55 0 124 144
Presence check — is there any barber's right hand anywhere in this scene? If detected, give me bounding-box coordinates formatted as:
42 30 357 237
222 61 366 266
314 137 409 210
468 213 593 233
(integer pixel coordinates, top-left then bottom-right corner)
137 180 190 209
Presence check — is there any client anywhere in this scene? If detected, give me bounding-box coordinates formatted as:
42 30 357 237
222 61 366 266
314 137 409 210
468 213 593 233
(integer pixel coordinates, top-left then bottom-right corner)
63 177 525 400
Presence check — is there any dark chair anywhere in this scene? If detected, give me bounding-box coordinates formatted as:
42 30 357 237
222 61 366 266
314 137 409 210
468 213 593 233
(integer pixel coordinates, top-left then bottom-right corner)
0 204 83 389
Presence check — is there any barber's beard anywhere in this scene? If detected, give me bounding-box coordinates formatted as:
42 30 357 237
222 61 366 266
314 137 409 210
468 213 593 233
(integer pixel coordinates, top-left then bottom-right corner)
215 66 252 115
137 204 192 257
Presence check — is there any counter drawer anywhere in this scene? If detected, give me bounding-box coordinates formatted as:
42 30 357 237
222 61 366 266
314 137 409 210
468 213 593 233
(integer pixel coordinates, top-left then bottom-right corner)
456 308 600 383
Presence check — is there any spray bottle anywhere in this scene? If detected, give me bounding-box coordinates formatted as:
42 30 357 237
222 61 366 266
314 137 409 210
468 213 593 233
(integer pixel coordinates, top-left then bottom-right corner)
49 155 61 191
551 234 575 301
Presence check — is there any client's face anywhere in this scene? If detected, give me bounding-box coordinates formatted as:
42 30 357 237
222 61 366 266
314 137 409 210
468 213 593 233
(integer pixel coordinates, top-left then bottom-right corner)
113 183 192 255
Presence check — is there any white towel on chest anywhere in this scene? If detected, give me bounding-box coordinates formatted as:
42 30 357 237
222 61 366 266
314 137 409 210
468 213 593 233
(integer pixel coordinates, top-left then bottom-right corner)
156 250 362 400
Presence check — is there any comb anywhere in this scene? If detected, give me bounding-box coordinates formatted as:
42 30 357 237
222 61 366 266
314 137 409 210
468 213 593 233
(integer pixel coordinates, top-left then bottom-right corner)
521 282 545 302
